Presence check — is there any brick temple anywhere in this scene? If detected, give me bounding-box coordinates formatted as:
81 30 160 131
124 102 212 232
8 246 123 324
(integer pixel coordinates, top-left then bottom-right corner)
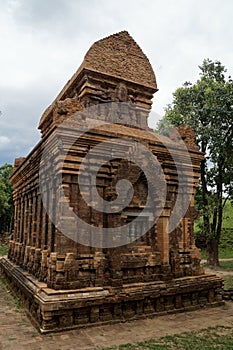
0 31 223 332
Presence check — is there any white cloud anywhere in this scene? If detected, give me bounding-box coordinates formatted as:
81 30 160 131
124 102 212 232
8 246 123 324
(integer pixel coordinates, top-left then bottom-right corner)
0 136 10 149
0 0 233 164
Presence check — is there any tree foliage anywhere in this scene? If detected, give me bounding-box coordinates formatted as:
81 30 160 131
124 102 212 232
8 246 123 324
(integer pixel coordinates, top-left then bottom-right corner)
0 163 14 234
157 59 233 266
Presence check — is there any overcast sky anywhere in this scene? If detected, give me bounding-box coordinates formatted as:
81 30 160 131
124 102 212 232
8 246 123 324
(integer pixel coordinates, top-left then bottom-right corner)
0 0 232 166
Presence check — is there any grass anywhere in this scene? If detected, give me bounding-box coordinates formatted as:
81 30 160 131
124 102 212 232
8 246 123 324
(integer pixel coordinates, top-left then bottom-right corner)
0 247 21 310
98 325 233 350
219 260 233 269
222 200 233 229
0 243 8 256
201 256 233 272
219 247 233 259
196 200 233 259
224 276 233 289
0 275 21 311
203 260 233 270
195 200 233 231
201 247 233 260
219 228 233 254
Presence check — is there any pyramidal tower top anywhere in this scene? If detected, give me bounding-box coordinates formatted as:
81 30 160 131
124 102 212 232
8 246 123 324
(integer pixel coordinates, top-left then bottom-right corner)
39 31 158 136
83 31 157 88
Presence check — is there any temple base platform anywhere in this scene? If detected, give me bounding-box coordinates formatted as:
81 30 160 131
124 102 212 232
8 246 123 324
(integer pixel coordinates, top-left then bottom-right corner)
0 257 224 333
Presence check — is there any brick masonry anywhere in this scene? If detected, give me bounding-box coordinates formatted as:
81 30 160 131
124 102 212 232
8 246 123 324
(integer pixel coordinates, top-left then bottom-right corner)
0 31 223 332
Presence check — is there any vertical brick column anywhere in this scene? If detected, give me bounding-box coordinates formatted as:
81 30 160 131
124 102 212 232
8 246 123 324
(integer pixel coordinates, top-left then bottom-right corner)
19 195 24 244
156 212 170 265
14 197 20 242
47 179 56 253
31 191 37 247
27 193 33 246
36 193 42 248
41 183 49 250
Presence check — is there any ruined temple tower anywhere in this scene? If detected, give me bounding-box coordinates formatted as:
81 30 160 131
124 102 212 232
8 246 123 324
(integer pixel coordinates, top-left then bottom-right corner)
0 31 223 332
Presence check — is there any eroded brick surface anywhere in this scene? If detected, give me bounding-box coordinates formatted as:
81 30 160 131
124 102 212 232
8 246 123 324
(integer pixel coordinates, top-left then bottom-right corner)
0 31 223 332
0 279 232 350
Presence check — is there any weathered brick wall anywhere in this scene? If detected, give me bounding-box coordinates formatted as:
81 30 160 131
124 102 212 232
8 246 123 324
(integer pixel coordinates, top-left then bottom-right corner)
3 31 223 332
9 120 204 289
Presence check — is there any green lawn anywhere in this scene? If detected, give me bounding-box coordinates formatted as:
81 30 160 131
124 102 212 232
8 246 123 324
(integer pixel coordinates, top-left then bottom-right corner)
99 325 233 350
0 275 21 311
224 276 233 289
219 247 233 259
196 200 233 259
199 200 233 259
201 247 233 259
0 244 8 256
222 200 233 229
219 260 233 269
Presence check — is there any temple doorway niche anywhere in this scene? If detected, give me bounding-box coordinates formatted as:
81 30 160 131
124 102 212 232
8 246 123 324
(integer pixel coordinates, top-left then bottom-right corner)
123 212 152 245
121 170 157 248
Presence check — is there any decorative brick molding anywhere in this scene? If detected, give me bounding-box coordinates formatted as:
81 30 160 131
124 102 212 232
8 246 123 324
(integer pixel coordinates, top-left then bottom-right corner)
1 31 224 332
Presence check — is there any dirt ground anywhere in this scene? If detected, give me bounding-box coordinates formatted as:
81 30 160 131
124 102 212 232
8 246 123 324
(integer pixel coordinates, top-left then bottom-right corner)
0 268 233 350
202 258 233 277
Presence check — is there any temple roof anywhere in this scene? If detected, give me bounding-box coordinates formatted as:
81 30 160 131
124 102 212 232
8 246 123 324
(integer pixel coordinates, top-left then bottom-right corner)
82 31 157 89
39 31 157 130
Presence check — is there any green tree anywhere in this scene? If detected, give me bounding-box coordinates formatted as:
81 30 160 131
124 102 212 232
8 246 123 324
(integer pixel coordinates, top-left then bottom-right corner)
0 163 14 234
157 59 233 267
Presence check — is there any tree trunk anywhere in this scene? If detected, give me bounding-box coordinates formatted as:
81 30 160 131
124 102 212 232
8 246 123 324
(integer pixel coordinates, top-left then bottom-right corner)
200 156 211 240
206 238 219 267
212 159 224 267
